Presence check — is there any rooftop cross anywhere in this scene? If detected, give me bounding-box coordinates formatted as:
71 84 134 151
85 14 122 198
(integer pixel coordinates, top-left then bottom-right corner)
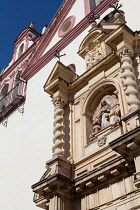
54 50 66 61
88 12 100 24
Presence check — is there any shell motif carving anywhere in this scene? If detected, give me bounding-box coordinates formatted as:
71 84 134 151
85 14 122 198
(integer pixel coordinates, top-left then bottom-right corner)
52 98 65 157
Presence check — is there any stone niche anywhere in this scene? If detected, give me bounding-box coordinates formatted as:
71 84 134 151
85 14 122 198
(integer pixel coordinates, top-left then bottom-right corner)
85 85 123 155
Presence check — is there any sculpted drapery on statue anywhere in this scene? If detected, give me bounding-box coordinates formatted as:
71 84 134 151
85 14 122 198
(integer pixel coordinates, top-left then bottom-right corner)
90 95 121 137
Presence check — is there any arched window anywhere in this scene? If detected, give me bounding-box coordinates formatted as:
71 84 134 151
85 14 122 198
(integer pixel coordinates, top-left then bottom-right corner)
0 84 9 112
18 43 24 58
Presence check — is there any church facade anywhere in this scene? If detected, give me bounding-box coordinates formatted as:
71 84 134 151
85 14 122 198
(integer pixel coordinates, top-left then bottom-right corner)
0 0 140 210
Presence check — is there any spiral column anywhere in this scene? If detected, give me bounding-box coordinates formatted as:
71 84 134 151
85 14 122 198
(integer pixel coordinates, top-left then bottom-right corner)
52 97 66 157
119 48 140 112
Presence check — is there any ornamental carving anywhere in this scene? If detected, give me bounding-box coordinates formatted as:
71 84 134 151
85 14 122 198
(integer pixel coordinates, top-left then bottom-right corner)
119 49 140 111
118 47 131 58
52 97 66 107
98 136 106 147
89 95 121 138
52 97 66 157
85 40 106 69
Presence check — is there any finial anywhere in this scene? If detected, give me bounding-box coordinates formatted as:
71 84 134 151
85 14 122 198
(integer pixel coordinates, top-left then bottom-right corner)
110 0 122 13
29 21 36 30
41 24 48 34
88 12 100 24
54 50 66 61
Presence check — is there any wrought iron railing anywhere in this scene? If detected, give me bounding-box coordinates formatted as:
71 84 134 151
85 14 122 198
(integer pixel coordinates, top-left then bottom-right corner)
0 81 26 114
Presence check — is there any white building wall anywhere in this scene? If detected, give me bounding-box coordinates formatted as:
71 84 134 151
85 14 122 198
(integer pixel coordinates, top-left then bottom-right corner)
0 1 140 210
43 0 86 55
0 64 54 210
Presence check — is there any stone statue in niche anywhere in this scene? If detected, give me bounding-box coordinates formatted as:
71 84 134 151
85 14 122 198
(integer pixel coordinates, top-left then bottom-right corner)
100 99 111 128
85 40 106 69
90 95 121 139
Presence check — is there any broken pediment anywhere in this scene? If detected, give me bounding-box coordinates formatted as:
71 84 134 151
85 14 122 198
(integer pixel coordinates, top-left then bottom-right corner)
45 61 77 85
44 61 77 96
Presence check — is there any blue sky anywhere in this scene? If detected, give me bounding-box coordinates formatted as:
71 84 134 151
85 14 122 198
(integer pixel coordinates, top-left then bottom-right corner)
0 0 63 73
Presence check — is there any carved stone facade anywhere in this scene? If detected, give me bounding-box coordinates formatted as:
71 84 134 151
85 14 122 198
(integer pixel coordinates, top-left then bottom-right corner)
32 11 140 210
85 40 106 69
52 97 66 157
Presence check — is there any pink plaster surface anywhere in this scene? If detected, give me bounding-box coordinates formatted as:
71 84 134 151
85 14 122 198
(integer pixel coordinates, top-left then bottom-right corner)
58 16 76 37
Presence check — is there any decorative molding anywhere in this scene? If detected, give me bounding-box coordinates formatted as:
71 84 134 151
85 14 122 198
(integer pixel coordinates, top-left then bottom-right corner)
118 47 131 58
58 16 76 37
52 97 66 107
13 27 40 46
97 135 106 147
24 0 77 69
133 172 140 188
21 0 116 80
1 43 37 81
85 40 106 69
1 118 8 127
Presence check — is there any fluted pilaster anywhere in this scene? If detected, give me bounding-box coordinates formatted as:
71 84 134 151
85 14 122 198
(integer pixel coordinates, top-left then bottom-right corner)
49 195 64 210
52 97 66 157
119 48 140 111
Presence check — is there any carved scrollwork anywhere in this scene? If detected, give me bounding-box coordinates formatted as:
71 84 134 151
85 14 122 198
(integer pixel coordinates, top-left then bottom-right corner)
118 47 131 58
85 40 106 69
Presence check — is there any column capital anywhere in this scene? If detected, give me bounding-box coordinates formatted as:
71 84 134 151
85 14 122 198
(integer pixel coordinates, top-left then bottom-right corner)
117 47 131 59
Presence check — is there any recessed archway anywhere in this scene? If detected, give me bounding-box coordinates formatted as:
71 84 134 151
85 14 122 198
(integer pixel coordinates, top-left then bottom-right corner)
82 79 123 144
